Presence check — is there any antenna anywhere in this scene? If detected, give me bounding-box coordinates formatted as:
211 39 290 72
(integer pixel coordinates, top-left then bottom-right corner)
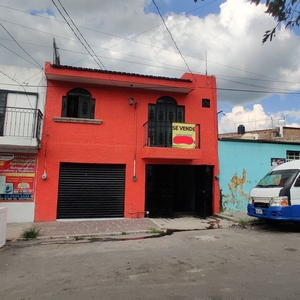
205 51 207 75
53 38 60 66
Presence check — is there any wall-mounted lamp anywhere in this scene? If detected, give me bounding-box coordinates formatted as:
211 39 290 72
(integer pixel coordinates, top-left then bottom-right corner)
128 97 136 107
128 97 137 108
128 84 137 108
42 171 47 180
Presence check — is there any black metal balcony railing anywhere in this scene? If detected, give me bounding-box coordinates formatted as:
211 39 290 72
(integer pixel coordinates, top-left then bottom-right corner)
0 107 43 143
143 121 200 148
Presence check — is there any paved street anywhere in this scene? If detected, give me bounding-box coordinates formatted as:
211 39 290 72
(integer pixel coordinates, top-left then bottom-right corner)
1 222 300 300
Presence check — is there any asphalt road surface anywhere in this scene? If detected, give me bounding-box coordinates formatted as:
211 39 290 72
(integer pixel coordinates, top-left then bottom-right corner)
1 222 300 300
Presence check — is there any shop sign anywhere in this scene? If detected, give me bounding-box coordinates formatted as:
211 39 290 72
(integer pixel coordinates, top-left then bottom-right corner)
0 153 36 201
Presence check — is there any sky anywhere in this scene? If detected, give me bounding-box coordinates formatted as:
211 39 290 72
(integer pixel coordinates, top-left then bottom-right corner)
0 0 300 133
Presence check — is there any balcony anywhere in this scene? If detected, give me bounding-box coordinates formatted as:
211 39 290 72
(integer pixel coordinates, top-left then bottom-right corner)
141 121 201 160
0 107 43 149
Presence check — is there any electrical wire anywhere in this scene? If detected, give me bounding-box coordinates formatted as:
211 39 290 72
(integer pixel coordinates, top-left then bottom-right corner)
56 0 106 70
151 0 203 88
0 70 34 109
51 0 122 94
0 16 296 89
0 42 41 68
1 34 300 92
1 80 300 96
0 23 42 68
51 0 104 70
0 4 300 94
2 32 298 90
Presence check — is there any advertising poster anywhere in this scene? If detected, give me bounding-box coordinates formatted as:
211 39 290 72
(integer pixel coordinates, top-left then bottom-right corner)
271 158 286 169
172 122 196 149
0 153 36 201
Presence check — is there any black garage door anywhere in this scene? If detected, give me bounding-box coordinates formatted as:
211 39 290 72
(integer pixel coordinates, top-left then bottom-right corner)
57 163 125 219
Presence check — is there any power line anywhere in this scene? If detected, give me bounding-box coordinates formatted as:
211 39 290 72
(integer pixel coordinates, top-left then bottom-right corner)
216 77 297 95
0 70 34 108
51 0 104 70
56 0 106 70
2 80 300 96
151 0 203 87
0 42 41 68
1 32 299 94
0 23 42 68
2 33 300 91
0 5 299 94
0 17 294 88
1 32 297 87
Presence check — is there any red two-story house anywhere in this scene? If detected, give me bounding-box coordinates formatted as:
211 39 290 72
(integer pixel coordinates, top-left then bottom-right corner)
34 62 219 221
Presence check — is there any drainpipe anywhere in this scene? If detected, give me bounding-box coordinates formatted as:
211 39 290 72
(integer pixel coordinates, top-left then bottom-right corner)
132 96 138 182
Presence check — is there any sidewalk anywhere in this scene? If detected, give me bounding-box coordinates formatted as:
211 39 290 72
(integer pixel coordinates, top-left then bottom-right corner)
4 211 253 242
215 211 257 222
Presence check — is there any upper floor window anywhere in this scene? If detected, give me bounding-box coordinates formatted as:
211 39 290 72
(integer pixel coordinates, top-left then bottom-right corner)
148 97 184 124
62 88 95 119
286 151 300 162
148 96 184 147
202 98 210 108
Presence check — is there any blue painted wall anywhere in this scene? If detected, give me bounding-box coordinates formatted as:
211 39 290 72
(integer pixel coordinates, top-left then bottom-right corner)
218 140 300 212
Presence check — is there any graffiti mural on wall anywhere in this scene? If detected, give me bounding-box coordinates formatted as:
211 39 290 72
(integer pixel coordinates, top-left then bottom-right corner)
222 169 250 211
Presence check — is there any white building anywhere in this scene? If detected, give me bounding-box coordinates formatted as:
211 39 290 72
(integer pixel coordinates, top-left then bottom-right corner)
0 65 46 222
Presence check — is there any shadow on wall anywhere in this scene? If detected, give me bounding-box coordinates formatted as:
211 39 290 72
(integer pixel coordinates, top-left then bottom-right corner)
222 169 250 212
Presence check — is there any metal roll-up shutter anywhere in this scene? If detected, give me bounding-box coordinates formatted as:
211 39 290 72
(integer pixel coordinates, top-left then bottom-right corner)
57 163 125 219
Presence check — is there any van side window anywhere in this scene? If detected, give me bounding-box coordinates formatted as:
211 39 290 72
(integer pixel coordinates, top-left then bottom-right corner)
294 177 300 187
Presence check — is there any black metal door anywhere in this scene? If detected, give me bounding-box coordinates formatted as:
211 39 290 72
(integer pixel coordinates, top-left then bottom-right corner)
57 163 125 219
145 165 174 218
195 166 213 218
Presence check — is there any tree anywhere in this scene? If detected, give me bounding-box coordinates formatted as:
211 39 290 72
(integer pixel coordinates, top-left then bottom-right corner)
194 0 300 43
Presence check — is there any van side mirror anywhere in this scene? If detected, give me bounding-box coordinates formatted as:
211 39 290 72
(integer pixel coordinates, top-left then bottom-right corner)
295 177 300 187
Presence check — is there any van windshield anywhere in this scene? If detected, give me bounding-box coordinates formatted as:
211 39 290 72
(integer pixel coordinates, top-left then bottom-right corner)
256 169 299 188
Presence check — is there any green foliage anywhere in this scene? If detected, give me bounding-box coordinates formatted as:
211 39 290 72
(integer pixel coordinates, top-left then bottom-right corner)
21 227 41 240
251 0 299 43
237 218 251 227
148 227 164 234
194 0 300 43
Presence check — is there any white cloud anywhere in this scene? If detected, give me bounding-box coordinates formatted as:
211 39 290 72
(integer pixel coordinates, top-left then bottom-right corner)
218 104 291 133
0 0 300 107
278 109 300 120
285 123 300 128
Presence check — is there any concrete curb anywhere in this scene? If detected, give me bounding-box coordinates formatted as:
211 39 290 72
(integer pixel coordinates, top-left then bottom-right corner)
215 213 260 223
11 229 166 243
2 232 167 247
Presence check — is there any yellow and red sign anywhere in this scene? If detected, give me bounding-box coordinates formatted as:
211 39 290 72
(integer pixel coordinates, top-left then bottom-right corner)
0 153 36 201
172 123 196 149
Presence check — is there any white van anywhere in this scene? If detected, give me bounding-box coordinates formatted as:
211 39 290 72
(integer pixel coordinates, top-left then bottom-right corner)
248 160 300 221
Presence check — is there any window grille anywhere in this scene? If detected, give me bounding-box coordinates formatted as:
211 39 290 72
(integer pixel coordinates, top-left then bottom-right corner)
62 88 95 119
286 151 300 162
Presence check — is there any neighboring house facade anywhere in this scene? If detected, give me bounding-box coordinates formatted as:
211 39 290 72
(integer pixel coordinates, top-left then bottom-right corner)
0 65 46 222
34 62 220 222
219 126 300 212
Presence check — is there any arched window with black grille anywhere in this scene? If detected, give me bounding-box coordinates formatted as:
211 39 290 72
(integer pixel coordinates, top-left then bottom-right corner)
62 88 95 119
148 96 184 147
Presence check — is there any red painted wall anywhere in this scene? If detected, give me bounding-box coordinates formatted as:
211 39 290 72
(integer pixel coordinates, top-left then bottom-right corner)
35 62 219 221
